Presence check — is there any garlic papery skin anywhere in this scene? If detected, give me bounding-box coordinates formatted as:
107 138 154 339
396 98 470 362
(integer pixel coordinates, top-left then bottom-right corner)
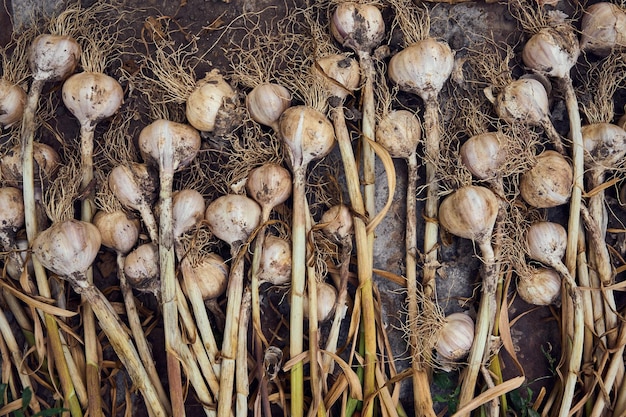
303 281 337 322
0 187 25 238
320 204 353 245
258 235 292 286
388 39 455 103
205 194 262 248
278 105 336 169
520 150 573 208
172 189 205 239
246 83 291 131
29 34 81 82
494 78 551 128
517 267 561 306
522 26 580 79
331 2 385 54
108 163 158 213
138 119 201 174
124 243 160 295
580 2 626 56
439 185 499 246
0 80 26 128
1 142 60 187
435 313 474 362
93 211 140 256
375 110 422 160
181 253 229 300
582 123 626 169
6 239 30 280
460 132 508 181
186 69 239 134
526 221 567 267
245 163 292 219
62 72 124 129
314 54 361 101
33 220 101 279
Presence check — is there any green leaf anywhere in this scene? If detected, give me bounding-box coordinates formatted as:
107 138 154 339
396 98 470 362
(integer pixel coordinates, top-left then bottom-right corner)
0 383 6 406
21 387 32 410
433 371 454 390
528 409 541 417
508 388 525 411
32 408 69 417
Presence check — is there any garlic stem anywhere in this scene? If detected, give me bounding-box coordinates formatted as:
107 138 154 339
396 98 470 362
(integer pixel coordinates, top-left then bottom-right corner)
236 288 252 417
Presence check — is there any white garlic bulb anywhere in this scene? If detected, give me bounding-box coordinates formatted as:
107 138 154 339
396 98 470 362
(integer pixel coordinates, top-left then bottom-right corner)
439 185 499 244
246 83 291 131
388 39 455 102
522 25 579 79
29 34 81 82
375 110 422 160
245 163 292 218
314 54 361 101
0 80 26 128
582 123 626 169
0 187 25 237
517 267 561 306
124 243 160 295
138 119 201 174
320 204 353 245
494 78 551 128
62 72 124 128
93 210 140 255
520 150 572 208
460 132 508 181
172 189 205 239
331 2 385 54
303 281 337 322
258 235 291 286
108 163 158 212
186 69 239 134
526 221 567 268
6 238 30 280
181 253 229 300
435 312 474 362
205 194 262 248
1 142 60 187
580 2 626 56
33 220 101 278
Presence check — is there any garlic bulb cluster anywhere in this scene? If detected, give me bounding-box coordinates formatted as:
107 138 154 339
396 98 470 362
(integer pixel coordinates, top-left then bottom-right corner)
388 39 455 102
439 185 499 245
181 253 229 301
246 83 291 131
303 281 337 322
582 123 626 169
520 150 572 208
0 80 26 128
33 220 101 279
258 235 292 286
460 132 508 181
93 211 140 256
124 243 160 295
186 69 239 135
580 2 626 56
62 72 124 128
314 54 360 101
331 2 385 54
29 34 81 82
435 313 475 362
522 25 580 79
1 142 60 187
375 110 422 160
517 267 561 306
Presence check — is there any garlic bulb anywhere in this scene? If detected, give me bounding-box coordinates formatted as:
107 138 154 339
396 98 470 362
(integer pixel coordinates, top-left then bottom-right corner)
245 163 292 218
93 210 140 255
320 204 353 245
138 119 201 174
124 243 160 295
186 69 239 134
29 34 81 82
258 235 292 286
246 83 291 131
435 312 474 361
388 39 455 102
109 163 158 213
0 187 25 238
172 189 205 239
33 220 101 279
526 221 567 268
62 72 124 128
517 267 561 306
520 150 572 208
439 185 499 245
0 80 26 128
580 2 626 56
314 54 360 101
522 25 580 79
375 110 422 160
6 238 30 280
1 142 60 187
303 281 337 322
582 123 626 169
331 2 385 53
205 194 262 248
460 132 508 181
494 78 551 128
181 253 229 300
278 105 336 169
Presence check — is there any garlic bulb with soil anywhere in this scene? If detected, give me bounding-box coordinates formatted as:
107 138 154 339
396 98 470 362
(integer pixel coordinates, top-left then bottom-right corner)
181 252 229 301
258 235 291 286
0 187 25 245
279 106 336 169
245 163 292 219
62 72 124 129
517 267 561 306
314 54 360 102
172 189 206 240
376 109 422 160
331 2 385 54
0 80 26 128
124 243 160 295
526 221 567 270
1 142 60 187
302 281 337 323
246 83 291 131
29 34 81 82
580 2 626 56
460 132 508 182
435 313 475 362
138 119 201 175
93 211 140 256
186 69 240 135
522 25 580 80
520 150 572 209
582 123 626 169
